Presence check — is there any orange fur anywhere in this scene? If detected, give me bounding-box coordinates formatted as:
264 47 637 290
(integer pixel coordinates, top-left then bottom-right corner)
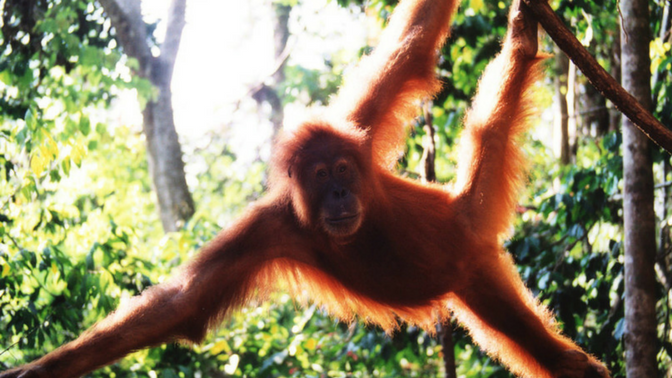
0 1 610 378
330 0 459 167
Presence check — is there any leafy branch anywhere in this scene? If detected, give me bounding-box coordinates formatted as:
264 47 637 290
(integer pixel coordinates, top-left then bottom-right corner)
523 0 672 153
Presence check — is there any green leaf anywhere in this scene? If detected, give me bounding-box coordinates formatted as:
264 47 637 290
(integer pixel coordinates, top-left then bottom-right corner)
31 153 47 177
79 116 91 135
86 243 99 271
0 70 11 85
25 109 37 130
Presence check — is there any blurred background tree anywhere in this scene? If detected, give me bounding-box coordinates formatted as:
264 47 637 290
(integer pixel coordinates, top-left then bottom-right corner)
0 0 671 377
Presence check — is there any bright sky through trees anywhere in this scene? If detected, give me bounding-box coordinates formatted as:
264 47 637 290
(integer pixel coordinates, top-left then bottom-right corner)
136 0 367 164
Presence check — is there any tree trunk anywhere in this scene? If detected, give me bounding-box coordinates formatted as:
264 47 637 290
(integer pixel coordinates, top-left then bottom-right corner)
421 102 436 183
252 3 290 137
553 47 570 165
100 0 194 232
620 0 658 376
566 61 578 159
421 101 455 378
609 28 621 132
583 64 609 136
143 80 194 232
272 4 290 89
270 3 290 136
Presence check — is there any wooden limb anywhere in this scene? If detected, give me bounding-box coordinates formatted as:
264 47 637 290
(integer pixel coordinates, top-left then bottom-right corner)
439 321 457 378
421 101 437 183
158 0 187 82
523 0 672 154
98 0 153 76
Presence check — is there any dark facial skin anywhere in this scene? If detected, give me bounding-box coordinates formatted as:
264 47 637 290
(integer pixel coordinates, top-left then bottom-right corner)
306 156 363 237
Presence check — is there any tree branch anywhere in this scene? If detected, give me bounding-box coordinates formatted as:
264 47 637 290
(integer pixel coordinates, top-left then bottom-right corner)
523 0 672 154
99 0 153 76
159 0 187 81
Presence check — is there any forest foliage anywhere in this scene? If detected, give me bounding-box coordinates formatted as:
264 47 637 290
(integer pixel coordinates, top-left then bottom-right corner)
1 0 671 377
